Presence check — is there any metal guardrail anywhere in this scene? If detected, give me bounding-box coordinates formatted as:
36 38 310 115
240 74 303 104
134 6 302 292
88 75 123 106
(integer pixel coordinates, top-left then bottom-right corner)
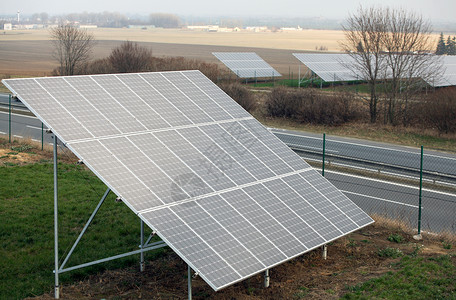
283 143 456 185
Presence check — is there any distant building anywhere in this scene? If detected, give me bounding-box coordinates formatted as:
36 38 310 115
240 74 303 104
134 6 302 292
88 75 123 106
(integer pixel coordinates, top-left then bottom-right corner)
3 23 12 30
281 26 303 31
78 25 98 29
245 26 268 32
128 25 155 29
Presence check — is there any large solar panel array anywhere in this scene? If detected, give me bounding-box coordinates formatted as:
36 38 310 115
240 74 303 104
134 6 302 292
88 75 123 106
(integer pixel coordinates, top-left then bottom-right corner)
426 55 456 87
3 71 373 291
213 52 282 78
293 53 361 82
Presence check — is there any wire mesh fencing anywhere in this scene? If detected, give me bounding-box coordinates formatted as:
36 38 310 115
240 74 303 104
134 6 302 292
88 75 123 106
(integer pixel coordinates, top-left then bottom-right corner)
273 130 456 235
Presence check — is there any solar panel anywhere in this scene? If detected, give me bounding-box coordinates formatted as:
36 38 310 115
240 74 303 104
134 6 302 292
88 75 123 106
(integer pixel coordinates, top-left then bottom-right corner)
213 52 282 78
293 53 361 82
3 71 373 291
426 55 456 87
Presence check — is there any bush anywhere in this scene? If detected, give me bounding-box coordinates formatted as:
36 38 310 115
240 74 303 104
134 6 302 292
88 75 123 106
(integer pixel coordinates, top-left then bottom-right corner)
377 247 403 258
218 83 256 112
151 56 222 83
387 234 403 243
265 86 300 118
265 87 361 125
418 87 456 134
109 41 154 73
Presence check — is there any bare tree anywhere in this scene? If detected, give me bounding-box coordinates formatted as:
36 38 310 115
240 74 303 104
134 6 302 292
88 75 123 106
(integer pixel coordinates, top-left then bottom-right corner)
108 41 154 73
50 24 95 76
341 6 442 124
380 7 441 125
341 6 388 123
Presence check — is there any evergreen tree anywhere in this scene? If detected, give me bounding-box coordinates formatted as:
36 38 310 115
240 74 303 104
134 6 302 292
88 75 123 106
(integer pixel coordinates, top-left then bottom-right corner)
436 32 446 55
449 37 456 55
446 36 456 55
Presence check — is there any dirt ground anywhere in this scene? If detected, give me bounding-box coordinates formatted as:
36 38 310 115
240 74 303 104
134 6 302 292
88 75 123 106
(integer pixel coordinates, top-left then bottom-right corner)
26 218 455 300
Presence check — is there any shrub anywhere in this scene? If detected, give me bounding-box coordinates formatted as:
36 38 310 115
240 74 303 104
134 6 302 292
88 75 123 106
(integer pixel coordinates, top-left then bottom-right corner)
417 87 456 134
265 86 300 118
151 56 222 83
265 87 361 125
218 83 257 112
109 41 154 73
79 58 114 75
387 233 403 243
377 247 403 258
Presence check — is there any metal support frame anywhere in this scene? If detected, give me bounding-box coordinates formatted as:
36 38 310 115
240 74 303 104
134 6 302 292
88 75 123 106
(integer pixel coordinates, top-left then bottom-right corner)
51 135 168 299
322 244 327 260
188 265 192 300
140 220 145 272
9 94 12 143
264 269 270 288
53 135 59 299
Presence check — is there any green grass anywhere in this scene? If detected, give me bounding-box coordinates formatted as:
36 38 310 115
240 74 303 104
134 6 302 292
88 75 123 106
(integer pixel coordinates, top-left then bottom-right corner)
0 162 161 299
387 233 404 243
342 255 456 299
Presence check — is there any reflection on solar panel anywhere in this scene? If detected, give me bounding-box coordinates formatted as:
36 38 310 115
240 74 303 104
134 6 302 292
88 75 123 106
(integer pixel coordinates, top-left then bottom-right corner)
427 55 456 87
293 53 361 82
213 52 281 78
3 71 373 291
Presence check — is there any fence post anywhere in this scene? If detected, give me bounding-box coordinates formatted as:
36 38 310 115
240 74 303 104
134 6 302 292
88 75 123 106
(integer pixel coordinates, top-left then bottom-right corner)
9 94 12 143
417 145 424 236
322 133 326 177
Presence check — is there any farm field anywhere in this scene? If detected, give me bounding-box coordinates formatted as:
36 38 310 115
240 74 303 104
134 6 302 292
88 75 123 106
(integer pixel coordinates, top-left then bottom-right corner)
0 28 354 76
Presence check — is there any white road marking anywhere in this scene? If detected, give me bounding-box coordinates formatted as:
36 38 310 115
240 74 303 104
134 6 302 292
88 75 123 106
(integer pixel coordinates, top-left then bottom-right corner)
326 170 456 198
13 135 23 138
0 111 38 119
341 190 420 209
271 129 456 161
26 125 43 130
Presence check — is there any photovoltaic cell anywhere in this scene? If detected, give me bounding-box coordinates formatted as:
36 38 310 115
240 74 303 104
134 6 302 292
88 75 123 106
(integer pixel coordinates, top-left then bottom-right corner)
213 52 282 78
3 70 373 291
426 55 456 87
293 53 360 82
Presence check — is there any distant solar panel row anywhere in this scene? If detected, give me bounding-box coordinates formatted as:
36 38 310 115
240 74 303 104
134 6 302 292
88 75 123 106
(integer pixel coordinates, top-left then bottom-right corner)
213 52 282 78
293 52 456 87
426 55 456 87
3 71 373 291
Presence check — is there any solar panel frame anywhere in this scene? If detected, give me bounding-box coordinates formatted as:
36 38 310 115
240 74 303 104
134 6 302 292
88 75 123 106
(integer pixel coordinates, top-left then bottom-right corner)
3 70 373 291
293 53 362 82
426 55 456 87
213 52 282 78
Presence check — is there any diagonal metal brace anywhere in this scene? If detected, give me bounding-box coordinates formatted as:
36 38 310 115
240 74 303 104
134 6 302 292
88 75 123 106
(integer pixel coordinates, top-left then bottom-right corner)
59 188 111 271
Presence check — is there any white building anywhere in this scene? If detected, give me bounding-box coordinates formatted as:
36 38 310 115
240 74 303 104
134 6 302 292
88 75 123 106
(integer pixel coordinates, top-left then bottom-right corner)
3 23 12 30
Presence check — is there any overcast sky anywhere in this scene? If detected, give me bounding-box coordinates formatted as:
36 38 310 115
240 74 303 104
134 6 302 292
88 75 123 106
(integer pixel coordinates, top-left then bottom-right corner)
3 0 456 21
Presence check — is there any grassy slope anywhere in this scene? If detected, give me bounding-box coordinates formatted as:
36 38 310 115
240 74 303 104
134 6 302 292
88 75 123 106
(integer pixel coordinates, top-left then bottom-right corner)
0 162 160 299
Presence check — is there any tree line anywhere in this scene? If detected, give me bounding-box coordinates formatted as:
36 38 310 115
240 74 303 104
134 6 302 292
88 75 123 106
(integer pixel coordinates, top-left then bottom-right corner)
435 32 456 55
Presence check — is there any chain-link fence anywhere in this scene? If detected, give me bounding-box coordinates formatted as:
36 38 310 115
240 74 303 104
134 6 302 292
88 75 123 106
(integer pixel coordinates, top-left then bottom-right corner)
273 130 456 234
0 95 50 148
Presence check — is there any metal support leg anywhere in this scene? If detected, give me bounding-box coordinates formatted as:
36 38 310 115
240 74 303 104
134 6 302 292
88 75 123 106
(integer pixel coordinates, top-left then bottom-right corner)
188 265 192 300
53 135 60 299
140 219 145 272
264 269 270 288
322 244 327 260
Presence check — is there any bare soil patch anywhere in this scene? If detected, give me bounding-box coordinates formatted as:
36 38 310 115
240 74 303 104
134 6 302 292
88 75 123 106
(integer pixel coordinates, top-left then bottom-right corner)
27 220 455 300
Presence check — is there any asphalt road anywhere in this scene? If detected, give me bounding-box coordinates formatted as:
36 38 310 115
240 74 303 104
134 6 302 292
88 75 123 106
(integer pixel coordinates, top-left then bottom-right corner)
1 96 455 233
326 170 456 233
271 128 456 185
